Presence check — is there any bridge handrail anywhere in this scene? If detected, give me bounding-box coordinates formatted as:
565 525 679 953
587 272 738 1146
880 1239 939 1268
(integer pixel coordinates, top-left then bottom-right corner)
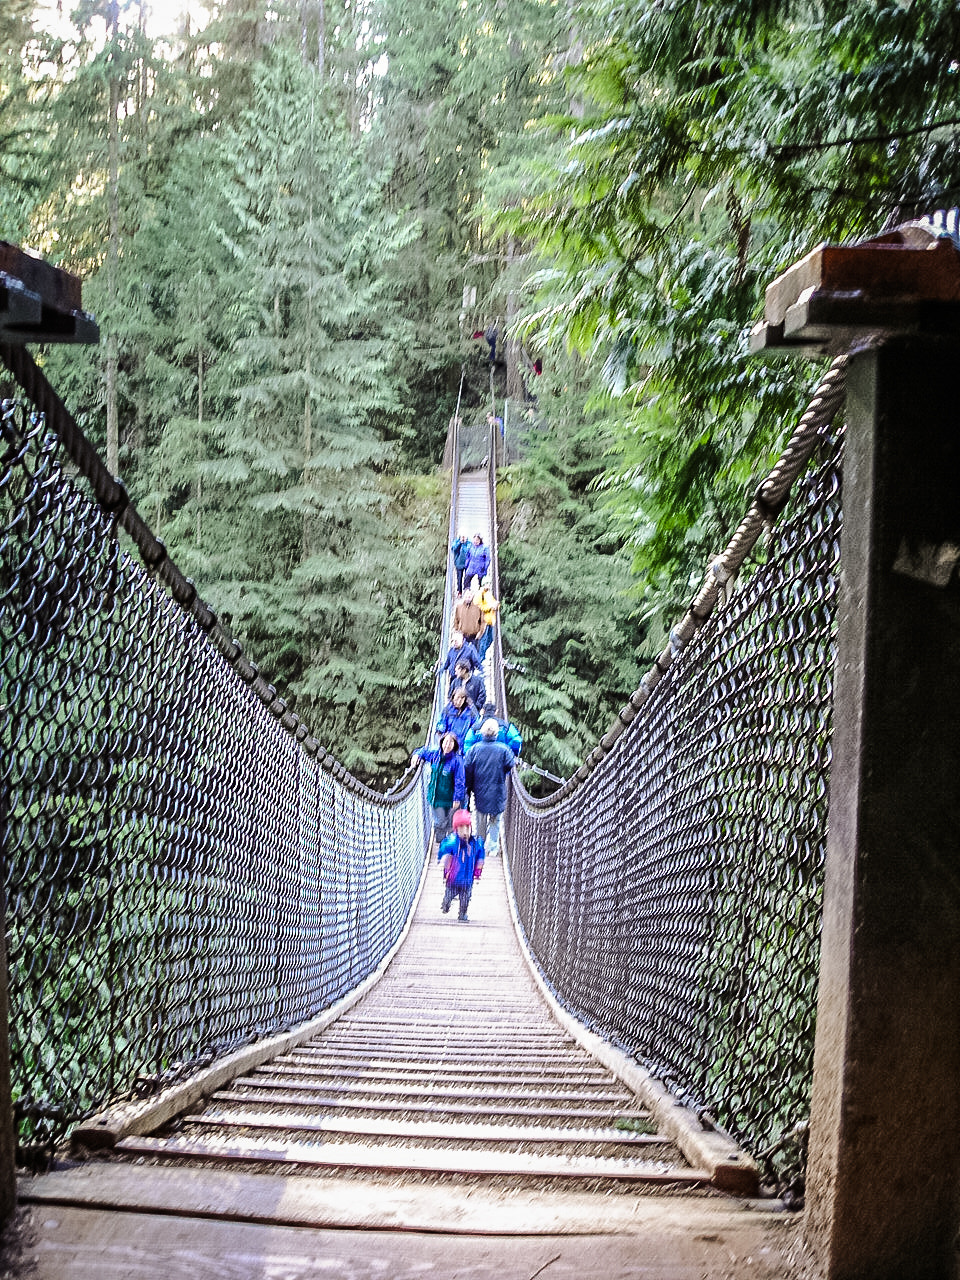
0 343 417 806
0 361 431 1158
512 354 848 810
501 357 848 1187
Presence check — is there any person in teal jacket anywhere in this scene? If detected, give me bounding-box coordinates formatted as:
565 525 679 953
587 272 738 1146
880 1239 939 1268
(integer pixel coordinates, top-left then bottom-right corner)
437 809 485 921
411 733 466 843
451 534 471 594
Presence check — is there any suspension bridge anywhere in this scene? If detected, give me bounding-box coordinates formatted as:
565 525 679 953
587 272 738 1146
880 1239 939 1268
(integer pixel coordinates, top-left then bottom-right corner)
2 224 960 1278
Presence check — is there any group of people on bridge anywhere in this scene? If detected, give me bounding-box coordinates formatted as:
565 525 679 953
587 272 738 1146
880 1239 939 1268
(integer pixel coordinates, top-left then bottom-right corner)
410 530 522 922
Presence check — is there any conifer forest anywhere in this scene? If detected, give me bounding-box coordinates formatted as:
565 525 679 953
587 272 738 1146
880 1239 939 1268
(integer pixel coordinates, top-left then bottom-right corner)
3 0 959 787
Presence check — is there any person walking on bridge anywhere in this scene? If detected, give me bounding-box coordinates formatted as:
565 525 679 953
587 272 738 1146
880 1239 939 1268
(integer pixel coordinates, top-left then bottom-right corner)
438 809 485 922
439 631 480 691
453 588 484 644
453 659 486 719
465 718 515 857
436 685 478 748
411 733 465 845
464 703 522 757
474 578 499 662
464 535 490 591
450 533 471 595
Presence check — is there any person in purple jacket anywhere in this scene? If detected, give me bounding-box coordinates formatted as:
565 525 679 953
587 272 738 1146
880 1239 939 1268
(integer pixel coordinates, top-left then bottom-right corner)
438 809 485 922
464 534 490 590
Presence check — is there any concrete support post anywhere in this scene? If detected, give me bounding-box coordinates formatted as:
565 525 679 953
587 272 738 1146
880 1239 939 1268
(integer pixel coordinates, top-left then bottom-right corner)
0 784 16 1220
804 339 960 1279
0 925 14 1222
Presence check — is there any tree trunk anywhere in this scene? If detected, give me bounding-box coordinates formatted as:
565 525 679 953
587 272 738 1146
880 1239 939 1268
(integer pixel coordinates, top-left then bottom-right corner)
317 0 325 76
195 342 203 547
105 0 120 476
505 236 524 403
566 0 584 119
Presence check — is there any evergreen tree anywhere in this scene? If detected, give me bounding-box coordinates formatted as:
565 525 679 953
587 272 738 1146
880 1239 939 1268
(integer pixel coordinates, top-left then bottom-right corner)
0 0 43 240
503 0 960 632
139 47 428 779
497 355 649 788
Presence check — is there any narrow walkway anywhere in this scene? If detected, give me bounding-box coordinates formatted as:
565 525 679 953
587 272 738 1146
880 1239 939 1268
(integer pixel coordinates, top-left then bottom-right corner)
13 454 798 1276
95 857 699 1184
17 856 798 1277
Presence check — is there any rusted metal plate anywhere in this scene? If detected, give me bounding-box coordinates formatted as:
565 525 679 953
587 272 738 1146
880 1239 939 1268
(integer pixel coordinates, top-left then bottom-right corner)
750 231 960 355
0 243 98 343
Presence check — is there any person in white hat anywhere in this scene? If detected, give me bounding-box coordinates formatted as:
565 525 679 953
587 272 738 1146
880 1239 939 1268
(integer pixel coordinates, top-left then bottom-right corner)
464 718 516 857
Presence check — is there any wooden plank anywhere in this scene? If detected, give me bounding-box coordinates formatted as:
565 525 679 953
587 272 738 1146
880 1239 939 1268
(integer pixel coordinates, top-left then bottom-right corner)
212 1088 649 1123
182 1110 664 1146
290 1045 601 1065
299 1041 590 1059
0 242 82 310
18 1164 798 1243
319 1030 571 1046
117 1132 707 1183
276 1058 614 1085
232 1075 633 1104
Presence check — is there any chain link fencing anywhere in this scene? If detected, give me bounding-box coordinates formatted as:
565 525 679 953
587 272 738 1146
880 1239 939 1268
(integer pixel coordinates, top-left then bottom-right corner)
0 396 427 1157
506 372 846 1191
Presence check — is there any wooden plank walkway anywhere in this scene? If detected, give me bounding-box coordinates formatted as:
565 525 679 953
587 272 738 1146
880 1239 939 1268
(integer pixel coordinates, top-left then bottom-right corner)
108 854 704 1188
11 458 782 1276
15 854 793 1276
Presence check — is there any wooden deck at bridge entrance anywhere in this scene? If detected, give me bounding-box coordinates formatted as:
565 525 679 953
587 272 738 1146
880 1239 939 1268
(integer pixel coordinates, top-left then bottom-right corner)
13 854 795 1278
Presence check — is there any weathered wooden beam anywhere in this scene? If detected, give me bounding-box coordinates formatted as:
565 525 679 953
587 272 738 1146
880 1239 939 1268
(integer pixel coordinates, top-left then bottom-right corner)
116 1132 712 1183
0 242 98 344
750 231 960 357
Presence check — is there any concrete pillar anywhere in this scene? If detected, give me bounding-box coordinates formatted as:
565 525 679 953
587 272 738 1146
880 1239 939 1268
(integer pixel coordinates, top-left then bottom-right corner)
0 785 16 1220
804 338 960 1279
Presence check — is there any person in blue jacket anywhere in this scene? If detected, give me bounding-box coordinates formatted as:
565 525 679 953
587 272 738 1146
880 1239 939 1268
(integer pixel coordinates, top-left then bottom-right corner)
463 703 522 757
464 534 490 590
450 533 471 595
439 631 480 691
438 808 485 921
436 685 478 748
464 718 516 857
411 733 466 844
453 660 486 719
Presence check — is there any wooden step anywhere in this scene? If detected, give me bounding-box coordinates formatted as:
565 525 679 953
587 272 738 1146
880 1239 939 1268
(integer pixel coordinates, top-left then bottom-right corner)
181 1110 662 1146
232 1074 635 1105
118 1133 707 1184
275 1058 615 1086
212 1089 650 1123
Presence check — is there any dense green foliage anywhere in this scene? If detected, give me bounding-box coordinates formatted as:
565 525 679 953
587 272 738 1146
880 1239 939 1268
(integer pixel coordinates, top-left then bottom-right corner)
508 1 960 611
498 368 649 785
4 0 958 784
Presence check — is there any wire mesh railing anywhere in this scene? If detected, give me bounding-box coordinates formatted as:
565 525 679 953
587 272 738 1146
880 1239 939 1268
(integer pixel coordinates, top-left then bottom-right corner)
0 392 428 1157
504 366 846 1189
